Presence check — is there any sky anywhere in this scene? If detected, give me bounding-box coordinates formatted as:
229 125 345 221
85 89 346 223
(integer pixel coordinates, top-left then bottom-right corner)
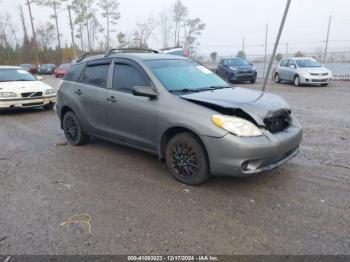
1 0 350 57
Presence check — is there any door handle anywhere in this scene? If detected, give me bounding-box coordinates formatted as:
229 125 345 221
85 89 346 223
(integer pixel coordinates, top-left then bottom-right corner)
74 89 83 95
107 96 117 103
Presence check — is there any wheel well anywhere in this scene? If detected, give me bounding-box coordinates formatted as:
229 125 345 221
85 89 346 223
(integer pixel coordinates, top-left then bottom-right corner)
160 127 209 164
60 106 73 128
294 74 299 79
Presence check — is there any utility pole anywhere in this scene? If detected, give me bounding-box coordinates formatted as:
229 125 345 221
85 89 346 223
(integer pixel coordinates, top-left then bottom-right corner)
25 0 40 66
263 23 268 78
68 5 77 60
323 15 332 63
242 37 245 53
262 0 291 92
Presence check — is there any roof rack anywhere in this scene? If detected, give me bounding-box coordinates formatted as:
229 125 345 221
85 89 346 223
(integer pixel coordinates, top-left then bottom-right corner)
76 52 105 63
104 48 159 57
160 46 183 51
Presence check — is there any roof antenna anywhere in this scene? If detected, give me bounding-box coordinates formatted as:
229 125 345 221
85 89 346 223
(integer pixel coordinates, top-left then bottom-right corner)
262 0 291 92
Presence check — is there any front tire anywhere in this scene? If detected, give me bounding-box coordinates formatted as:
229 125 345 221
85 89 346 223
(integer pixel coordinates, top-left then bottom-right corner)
165 132 209 185
321 83 328 87
63 111 89 146
294 75 301 86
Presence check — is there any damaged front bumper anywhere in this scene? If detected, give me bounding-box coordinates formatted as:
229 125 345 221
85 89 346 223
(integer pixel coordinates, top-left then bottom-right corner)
201 122 303 177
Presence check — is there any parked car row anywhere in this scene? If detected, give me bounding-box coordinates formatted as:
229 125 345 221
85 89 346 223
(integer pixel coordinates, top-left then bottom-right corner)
19 63 71 78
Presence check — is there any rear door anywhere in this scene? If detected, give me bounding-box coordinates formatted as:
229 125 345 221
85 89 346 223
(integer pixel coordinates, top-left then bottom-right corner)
75 58 112 136
106 58 159 151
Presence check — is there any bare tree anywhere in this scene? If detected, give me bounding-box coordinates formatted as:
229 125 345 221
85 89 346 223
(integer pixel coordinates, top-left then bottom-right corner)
158 8 173 49
36 22 56 50
90 13 104 50
71 0 96 52
134 17 155 48
32 0 68 49
183 18 205 55
117 32 127 46
98 0 120 49
173 0 188 47
210 52 218 64
236 50 246 59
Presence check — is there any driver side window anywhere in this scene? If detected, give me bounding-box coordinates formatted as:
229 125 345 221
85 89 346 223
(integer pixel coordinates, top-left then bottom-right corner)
112 63 150 93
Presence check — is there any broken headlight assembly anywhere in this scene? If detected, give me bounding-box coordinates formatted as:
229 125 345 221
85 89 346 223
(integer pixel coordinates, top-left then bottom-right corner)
212 115 263 137
0 92 17 98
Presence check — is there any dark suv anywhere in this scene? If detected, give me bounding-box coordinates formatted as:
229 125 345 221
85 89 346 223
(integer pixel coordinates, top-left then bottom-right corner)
56 49 302 185
216 58 257 83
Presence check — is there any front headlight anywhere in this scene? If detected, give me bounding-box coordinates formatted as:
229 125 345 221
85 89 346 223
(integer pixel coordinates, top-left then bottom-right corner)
0 92 17 98
230 67 238 71
45 89 55 95
302 72 310 77
212 115 263 137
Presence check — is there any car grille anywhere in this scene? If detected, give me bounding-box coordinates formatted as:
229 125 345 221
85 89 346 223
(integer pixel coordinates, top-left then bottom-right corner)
238 70 252 74
310 72 328 76
311 79 328 82
21 92 43 98
264 111 291 133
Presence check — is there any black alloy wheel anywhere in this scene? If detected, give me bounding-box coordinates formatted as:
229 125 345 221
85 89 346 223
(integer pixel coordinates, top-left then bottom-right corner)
165 132 209 185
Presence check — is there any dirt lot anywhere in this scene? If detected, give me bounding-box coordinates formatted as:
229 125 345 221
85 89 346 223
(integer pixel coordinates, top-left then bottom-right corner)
0 77 349 255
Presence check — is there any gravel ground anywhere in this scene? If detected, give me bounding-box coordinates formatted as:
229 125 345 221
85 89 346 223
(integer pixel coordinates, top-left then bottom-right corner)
0 77 349 255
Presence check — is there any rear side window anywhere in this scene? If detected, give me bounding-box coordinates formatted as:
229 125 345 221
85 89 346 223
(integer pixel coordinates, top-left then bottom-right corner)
64 63 85 82
81 64 110 88
112 64 149 93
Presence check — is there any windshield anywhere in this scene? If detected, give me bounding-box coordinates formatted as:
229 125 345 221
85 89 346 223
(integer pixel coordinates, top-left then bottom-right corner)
0 69 37 82
59 63 71 69
41 64 54 69
227 58 249 66
145 59 229 92
295 59 322 68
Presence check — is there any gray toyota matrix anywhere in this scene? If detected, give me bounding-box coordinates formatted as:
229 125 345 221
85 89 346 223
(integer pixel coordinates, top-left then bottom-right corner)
56 49 302 185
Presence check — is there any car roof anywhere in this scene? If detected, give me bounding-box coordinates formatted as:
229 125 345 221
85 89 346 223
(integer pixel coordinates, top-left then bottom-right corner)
0 66 21 69
284 57 316 60
76 53 189 64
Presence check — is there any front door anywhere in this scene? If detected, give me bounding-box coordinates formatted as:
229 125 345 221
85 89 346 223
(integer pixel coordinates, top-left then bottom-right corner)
106 59 159 151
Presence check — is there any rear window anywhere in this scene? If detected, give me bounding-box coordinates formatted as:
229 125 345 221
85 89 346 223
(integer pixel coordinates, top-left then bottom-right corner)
64 63 85 82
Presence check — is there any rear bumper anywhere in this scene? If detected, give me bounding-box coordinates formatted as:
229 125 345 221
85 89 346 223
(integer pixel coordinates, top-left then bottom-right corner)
0 95 56 109
201 121 303 176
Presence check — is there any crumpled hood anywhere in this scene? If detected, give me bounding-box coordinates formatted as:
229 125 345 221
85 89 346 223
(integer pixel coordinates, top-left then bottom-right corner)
180 87 290 125
0 81 52 93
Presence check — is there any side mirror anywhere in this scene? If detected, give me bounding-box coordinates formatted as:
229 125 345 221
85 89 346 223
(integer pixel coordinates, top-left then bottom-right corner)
132 86 158 99
36 76 43 81
290 65 296 69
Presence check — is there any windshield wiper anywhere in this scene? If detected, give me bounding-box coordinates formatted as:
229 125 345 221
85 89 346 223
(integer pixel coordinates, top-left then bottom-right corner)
202 85 231 90
169 88 201 93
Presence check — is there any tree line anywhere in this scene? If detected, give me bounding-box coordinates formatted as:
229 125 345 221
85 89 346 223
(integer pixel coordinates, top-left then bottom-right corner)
0 0 206 66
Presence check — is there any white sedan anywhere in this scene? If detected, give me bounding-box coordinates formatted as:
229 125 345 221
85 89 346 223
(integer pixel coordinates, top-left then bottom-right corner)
0 66 56 110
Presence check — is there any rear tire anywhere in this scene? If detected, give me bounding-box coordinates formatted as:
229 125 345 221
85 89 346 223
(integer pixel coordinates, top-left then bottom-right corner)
275 73 281 83
165 132 209 185
294 75 300 86
43 103 55 110
63 111 89 146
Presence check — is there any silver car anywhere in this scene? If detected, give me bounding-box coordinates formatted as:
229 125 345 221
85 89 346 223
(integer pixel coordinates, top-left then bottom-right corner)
274 57 332 86
56 50 302 185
